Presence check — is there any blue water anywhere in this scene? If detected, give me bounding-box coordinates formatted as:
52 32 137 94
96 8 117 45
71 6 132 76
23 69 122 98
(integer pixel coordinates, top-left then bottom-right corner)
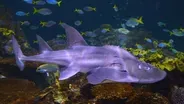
1 0 184 51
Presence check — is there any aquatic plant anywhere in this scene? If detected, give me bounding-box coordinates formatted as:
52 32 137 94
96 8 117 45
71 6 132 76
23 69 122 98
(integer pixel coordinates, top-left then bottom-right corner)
0 27 15 37
127 48 149 57
153 57 177 71
175 59 184 72
176 52 184 60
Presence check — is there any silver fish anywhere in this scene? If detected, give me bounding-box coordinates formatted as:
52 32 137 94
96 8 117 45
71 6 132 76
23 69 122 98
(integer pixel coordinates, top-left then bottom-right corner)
12 23 166 84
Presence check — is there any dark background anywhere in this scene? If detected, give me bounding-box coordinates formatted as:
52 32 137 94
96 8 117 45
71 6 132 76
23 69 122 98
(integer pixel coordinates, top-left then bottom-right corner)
1 0 184 51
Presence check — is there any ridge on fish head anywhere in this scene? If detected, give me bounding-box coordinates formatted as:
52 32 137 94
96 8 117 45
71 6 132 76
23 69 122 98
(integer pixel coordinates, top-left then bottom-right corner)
123 58 166 83
103 45 166 83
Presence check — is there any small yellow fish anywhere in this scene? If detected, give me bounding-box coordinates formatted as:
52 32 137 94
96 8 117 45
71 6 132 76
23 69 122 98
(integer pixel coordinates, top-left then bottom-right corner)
57 0 62 7
58 21 63 26
158 42 171 48
74 20 82 26
46 0 62 7
20 21 30 26
23 42 30 48
101 28 110 33
74 9 84 14
57 34 66 38
136 16 144 24
179 28 184 32
37 64 59 73
83 6 96 12
33 40 38 44
135 43 143 49
40 21 47 27
144 38 152 43
113 4 118 12
153 40 158 48
80 32 86 36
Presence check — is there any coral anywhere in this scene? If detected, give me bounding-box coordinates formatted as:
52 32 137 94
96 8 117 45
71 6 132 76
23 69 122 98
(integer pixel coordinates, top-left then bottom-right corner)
91 83 134 100
170 86 184 104
0 78 40 104
85 83 170 104
35 80 69 104
35 73 88 104
126 92 170 104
